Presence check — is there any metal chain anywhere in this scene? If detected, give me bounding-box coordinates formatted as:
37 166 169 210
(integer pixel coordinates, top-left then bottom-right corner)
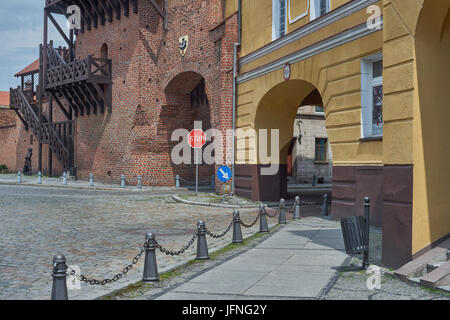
66 239 150 286
154 233 197 256
266 207 280 218
286 200 323 212
301 200 322 206
240 213 261 228
205 220 233 239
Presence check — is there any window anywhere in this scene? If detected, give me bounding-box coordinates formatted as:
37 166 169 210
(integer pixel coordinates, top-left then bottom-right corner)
361 53 383 138
100 43 108 59
315 138 327 162
314 106 325 114
272 0 287 41
310 0 330 21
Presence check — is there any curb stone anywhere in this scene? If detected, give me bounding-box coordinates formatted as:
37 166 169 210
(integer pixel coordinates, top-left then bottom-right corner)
172 194 261 209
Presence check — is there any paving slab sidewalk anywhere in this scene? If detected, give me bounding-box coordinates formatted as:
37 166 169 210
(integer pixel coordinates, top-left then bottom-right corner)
156 217 350 300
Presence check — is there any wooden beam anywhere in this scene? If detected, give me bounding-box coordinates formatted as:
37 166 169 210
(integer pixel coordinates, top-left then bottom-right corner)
109 0 121 20
49 91 71 119
14 110 29 131
89 0 106 25
59 87 79 117
131 0 138 14
149 0 168 30
149 0 164 18
120 0 129 17
48 12 72 48
85 83 105 113
66 86 87 115
77 0 93 30
98 0 113 23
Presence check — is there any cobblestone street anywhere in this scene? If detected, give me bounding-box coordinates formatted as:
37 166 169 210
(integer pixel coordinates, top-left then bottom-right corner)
0 184 274 300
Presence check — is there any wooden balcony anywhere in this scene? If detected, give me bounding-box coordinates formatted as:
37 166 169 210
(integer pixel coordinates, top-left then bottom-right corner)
45 56 111 89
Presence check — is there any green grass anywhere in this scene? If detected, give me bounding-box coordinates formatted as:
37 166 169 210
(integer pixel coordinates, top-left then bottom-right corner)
422 286 450 297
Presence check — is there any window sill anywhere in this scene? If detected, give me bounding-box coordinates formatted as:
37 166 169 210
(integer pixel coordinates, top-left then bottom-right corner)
314 161 329 165
360 136 383 142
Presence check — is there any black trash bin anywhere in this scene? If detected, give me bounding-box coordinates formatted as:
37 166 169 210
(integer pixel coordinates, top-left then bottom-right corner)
341 216 368 255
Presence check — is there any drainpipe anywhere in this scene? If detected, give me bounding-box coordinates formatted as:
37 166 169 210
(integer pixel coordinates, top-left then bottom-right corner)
231 0 242 195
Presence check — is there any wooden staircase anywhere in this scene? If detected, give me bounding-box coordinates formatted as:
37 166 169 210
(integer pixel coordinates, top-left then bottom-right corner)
9 87 75 170
9 45 111 173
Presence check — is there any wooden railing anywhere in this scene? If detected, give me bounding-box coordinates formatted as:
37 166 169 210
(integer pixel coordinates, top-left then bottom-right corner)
41 121 74 169
45 54 111 89
9 87 74 170
9 87 41 138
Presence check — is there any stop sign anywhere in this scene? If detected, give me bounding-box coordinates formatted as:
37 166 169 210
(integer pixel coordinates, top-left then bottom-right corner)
188 129 206 149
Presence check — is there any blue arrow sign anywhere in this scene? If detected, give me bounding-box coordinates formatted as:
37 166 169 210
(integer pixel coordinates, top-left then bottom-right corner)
217 166 232 182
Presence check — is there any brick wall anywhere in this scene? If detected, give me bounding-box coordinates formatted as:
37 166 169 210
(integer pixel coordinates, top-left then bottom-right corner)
72 0 238 187
0 108 18 170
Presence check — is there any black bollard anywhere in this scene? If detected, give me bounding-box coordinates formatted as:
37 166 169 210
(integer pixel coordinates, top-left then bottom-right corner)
259 204 269 233
321 194 329 216
232 210 243 244
51 255 68 300
363 197 370 270
278 198 287 224
293 196 301 219
142 233 159 282
196 221 210 260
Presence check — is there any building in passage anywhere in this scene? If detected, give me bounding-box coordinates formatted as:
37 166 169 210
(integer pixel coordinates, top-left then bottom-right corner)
233 0 450 268
290 105 332 185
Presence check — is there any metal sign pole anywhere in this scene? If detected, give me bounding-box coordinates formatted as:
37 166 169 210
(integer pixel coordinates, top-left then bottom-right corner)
196 148 199 194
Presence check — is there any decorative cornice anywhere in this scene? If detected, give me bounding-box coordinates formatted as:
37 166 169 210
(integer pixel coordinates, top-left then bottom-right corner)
237 19 382 84
239 0 379 66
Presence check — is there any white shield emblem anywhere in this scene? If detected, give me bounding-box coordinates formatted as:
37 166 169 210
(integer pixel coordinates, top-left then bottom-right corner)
179 36 189 57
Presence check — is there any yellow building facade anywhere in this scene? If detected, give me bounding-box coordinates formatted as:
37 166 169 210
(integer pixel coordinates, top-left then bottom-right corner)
230 0 450 268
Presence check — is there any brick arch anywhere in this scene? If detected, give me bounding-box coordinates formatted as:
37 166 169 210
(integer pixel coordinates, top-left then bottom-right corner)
161 63 210 96
158 68 215 185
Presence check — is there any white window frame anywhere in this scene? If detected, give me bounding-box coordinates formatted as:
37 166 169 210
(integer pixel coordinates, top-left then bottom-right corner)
310 0 330 21
272 0 288 41
361 52 383 139
314 105 325 115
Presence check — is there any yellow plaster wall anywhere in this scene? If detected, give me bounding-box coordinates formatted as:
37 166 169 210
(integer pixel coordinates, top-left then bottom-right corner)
237 0 450 258
240 0 376 57
225 0 239 18
383 0 450 254
236 30 384 166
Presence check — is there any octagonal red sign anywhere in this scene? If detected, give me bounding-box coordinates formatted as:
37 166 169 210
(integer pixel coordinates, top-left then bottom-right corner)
188 129 206 149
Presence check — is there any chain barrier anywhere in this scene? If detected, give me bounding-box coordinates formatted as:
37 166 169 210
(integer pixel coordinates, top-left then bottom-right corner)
240 212 261 228
155 234 197 256
266 207 280 218
59 198 320 288
205 220 233 239
66 239 150 286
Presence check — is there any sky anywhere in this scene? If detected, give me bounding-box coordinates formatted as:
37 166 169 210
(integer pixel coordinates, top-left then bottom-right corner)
0 1 68 91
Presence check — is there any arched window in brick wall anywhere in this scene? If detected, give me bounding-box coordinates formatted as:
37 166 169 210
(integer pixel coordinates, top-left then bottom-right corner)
100 43 108 59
